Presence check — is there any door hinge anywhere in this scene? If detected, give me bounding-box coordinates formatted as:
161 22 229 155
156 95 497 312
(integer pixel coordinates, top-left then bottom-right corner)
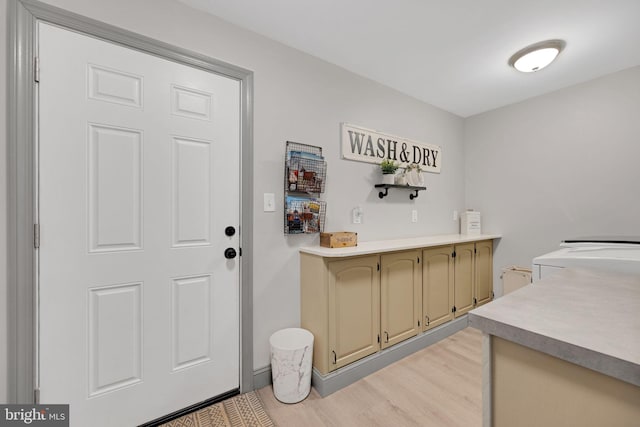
452 251 456 258
474 247 477 254
34 388 40 404
418 319 421 327
492 291 495 299
474 297 477 306
377 263 380 271
417 256 420 264
34 224 40 249
34 57 40 83
377 334 380 343
239 247 242 256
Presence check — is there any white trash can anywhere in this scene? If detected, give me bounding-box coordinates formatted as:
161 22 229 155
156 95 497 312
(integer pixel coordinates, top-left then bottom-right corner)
269 328 314 403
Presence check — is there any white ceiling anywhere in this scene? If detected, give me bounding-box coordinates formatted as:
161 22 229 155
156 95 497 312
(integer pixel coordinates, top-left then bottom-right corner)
179 0 640 117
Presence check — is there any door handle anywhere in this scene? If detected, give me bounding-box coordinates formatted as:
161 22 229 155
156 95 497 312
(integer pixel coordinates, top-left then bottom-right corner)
384 331 389 343
224 248 237 259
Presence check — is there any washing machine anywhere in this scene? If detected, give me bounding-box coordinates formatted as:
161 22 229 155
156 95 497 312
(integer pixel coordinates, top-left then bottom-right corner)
532 237 640 281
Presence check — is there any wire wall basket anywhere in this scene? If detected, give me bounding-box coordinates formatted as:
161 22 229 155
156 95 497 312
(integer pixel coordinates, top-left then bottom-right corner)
284 198 326 234
284 141 327 234
285 141 326 194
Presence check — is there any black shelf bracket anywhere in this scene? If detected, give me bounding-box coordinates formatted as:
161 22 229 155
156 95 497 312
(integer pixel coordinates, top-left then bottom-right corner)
378 187 389 199
375 184 426 200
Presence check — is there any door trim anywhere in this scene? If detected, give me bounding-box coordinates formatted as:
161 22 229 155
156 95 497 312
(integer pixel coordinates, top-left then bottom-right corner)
7 0 254 403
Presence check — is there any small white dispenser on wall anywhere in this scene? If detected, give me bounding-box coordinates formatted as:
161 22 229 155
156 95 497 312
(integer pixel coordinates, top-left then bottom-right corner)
461 210 481 235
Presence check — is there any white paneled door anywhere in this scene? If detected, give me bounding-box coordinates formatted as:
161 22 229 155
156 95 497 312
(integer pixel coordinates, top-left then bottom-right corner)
38 23 240 426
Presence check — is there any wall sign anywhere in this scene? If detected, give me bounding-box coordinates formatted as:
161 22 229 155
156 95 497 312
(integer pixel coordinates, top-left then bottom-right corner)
341 123 441 173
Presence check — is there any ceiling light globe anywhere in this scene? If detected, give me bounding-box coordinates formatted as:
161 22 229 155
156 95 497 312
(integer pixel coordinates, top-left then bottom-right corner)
514 48 560 72
509 39 565 73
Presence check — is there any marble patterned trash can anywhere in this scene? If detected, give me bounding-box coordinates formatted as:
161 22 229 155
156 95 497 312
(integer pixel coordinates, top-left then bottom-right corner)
269 328 314 403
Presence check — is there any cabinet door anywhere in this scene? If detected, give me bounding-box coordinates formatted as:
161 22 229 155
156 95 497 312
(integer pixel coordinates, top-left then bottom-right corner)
475 240 493 307
328 256 380 371
422 246 454 330
380 251 421 349
454 243 475 317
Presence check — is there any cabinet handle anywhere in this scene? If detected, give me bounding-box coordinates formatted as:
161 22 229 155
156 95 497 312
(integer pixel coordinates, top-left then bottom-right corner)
332 350 337 365
425 315 430 326
384 331 389 343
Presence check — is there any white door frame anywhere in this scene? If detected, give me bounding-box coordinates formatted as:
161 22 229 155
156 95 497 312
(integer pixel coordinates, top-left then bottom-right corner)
7 0 254 403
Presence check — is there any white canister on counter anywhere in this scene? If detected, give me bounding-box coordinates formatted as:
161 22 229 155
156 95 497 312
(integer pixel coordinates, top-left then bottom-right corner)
461 210 481 235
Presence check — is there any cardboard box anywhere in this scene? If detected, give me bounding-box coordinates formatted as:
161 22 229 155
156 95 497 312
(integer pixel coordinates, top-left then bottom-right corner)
320 232 358 248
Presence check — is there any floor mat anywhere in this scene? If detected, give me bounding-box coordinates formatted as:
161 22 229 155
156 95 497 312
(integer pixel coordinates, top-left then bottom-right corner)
162 391 276 427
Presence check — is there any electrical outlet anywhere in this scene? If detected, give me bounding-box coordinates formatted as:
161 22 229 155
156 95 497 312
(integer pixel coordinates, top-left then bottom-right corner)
412 209 418 223
453 210 459 221
352 206 363 224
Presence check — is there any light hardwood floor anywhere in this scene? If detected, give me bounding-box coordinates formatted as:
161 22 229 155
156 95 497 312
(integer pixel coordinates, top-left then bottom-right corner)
258 327 482 427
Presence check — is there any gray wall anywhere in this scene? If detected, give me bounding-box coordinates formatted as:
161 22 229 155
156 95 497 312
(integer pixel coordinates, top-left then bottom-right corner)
1 0 8 404
0 0 464 387
464 66 640 295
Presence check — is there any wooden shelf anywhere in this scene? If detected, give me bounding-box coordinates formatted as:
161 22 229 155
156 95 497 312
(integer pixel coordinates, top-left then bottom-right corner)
375 184 426 200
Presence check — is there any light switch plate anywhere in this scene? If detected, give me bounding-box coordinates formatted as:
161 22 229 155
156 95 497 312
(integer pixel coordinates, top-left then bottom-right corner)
412 209 418 223
264 193 275 212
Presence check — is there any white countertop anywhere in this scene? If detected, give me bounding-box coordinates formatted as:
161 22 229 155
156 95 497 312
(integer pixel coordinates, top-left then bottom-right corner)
469 268 640 386
300 233 501 257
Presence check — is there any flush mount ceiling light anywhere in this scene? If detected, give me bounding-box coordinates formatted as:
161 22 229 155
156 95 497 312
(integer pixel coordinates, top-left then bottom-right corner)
509 39 566 73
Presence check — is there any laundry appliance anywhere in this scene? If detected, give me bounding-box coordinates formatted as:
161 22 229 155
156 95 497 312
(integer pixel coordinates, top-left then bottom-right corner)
532 237 640 281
